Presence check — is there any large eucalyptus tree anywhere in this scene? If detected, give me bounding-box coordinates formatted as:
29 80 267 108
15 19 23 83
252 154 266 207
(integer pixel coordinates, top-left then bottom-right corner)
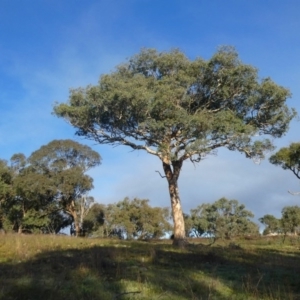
54 47 295 245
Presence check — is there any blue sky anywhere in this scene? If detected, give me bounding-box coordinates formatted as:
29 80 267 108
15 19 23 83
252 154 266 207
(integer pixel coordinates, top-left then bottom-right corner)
1 1 300 226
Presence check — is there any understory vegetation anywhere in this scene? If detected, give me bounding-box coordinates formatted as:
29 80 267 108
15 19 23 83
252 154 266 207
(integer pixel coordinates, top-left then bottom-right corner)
0 234 299 300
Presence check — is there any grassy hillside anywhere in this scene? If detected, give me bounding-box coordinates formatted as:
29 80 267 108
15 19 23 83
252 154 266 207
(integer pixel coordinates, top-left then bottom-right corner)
0 234 299 299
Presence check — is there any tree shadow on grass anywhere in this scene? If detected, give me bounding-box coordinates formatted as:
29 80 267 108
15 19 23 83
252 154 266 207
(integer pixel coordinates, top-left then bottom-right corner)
0 239 300 299
169 242 300 299
0 241 228 300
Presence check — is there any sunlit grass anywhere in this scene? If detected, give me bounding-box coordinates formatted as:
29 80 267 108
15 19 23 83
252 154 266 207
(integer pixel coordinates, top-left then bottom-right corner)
0 234 299 299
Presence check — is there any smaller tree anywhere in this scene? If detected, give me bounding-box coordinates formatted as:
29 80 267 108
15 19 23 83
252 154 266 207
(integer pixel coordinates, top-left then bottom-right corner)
28 139 101 236
259 214 282 235
281 206 300 235
188 197 258 241
0 142 101 235
97 197 171 240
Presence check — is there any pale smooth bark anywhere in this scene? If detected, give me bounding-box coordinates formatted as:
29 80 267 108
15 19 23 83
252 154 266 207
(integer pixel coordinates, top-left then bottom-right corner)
67 201 80 237
18 225 22 234
163 161 187 246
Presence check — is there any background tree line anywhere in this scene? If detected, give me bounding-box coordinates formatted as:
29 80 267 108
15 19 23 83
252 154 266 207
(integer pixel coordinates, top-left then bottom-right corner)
82 197 172 239
0 139 101 236
260 206 300 236
0 139 172 238
1 138 300 240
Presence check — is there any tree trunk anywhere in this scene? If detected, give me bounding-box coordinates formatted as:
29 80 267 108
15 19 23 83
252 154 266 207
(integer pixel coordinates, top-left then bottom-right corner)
67 203 80 237
71 210 80 237
74 220 80 237
163 161 188 247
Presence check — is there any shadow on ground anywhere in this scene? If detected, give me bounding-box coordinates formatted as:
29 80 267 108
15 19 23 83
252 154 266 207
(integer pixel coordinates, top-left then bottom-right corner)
0 238 300 299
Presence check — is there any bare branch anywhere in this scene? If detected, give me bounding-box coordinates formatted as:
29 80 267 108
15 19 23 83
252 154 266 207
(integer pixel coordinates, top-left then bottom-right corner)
155 170 166 178
91 128 162 158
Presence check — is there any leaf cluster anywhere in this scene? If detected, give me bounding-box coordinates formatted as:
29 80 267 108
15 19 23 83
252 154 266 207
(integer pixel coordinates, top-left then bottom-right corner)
269 142 300 179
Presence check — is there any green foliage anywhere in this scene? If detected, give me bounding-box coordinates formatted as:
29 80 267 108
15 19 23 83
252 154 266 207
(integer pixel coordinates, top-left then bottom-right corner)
0 140 101 234
187 197 258 239
269 142 300 179
28 139 101 232
186 204 211 237
0 160 13 201
0 160 14 229
87 197 172 239
10 153 26 171
0 153 27 232
259 214 282 235
43 210 72 234
28 139 101 172
54 47 295 163
281 205 300 235
260 208 300 236
82 203 105 235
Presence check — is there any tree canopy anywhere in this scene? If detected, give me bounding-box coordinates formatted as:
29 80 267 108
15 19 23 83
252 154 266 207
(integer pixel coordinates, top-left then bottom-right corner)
108 197 171 239
281 206 300 235
259 214 282 235
185 198 258 240
54 47 295 245
269 142 300 180
0 140 101 235
28 139 101 235
259 207 300 237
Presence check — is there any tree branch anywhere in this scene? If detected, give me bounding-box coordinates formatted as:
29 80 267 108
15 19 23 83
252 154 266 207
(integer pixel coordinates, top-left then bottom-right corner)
155 170 166 178
91 128 162 158
289 166 300 179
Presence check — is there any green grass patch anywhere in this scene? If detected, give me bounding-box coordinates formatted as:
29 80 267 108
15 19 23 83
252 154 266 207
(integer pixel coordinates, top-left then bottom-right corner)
0 234 299 299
